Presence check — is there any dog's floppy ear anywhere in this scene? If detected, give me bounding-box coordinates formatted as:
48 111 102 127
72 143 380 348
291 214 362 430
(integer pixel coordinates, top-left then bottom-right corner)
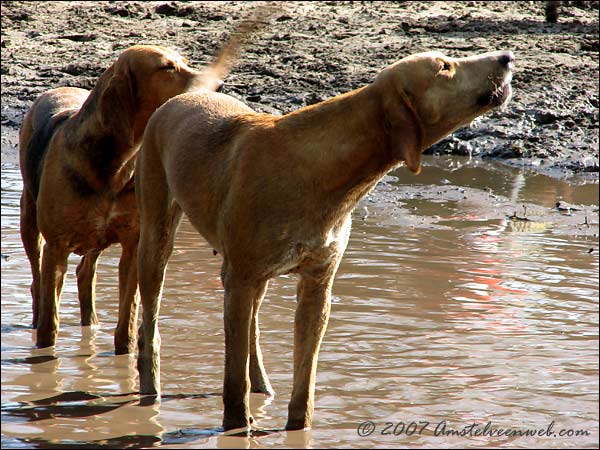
98 65 136 147
383 88 424 174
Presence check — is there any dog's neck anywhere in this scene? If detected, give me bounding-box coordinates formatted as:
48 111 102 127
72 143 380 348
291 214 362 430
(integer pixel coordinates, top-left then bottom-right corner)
277 85 401 218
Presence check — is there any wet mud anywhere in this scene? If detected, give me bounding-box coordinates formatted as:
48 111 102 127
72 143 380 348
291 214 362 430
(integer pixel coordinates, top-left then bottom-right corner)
1 1 598 178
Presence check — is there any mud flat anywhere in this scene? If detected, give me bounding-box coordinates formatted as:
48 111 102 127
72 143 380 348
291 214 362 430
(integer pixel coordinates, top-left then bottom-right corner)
1 1 598 178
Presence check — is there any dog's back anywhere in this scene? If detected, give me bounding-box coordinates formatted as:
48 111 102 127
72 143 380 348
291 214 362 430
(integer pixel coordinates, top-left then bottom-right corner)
143 90 260 182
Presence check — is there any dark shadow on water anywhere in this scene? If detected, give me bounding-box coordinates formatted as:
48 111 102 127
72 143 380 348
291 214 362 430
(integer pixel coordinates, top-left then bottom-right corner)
1 388 283 448
1 324 33 333
1 401 136 423
4 424 282 449
138 391 220 407
1 391 141 423
12 428 283 449
7 434 164 449
1 355 58 366
31 391 135 405
1 389 222 422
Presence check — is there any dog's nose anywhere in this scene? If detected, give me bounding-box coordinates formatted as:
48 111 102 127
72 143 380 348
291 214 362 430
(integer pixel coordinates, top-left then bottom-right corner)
498 51 515 68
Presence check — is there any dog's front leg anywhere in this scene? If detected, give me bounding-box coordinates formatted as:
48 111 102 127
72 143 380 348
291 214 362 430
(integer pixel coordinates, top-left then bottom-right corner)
137 241 165 397
249 280 274 396
115 240 139 355
286 265 338 431
36 243 69 348
76 249 101 327
222 265 267 431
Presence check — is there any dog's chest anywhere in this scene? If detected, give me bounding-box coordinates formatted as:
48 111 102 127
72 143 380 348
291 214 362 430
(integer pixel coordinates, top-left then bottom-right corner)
276 217 352 276
70 194 137 254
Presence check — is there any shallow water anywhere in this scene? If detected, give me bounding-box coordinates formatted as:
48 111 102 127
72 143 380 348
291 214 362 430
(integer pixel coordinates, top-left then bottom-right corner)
1 157 598 449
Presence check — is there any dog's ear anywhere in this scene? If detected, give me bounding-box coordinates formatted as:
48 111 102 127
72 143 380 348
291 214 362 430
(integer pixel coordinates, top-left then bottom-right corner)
98 66 136 147
383 89 424 174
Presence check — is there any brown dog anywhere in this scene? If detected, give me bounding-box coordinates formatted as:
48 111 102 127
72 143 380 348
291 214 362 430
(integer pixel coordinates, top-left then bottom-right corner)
19 44 216 355
135 50 514 430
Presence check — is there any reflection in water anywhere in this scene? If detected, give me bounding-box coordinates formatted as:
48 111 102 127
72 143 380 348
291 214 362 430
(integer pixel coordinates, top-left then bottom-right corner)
2 158 598 448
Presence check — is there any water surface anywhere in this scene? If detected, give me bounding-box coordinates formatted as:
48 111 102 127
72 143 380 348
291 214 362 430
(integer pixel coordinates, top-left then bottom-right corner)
2 157 598 448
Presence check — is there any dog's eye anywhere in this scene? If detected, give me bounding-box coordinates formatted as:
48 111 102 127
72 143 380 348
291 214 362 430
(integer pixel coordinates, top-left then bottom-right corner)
441 61 452 72
161 63 177 72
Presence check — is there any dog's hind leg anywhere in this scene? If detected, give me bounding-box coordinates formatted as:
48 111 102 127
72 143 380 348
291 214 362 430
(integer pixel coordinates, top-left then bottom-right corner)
137 202 182 394
250 281 275 396
76 249 101 327
20 189 43 328
115 239 139 355
136 148 183 395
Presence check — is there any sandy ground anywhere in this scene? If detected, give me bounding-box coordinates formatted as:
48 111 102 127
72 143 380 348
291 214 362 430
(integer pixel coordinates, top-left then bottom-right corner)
1 1 598 179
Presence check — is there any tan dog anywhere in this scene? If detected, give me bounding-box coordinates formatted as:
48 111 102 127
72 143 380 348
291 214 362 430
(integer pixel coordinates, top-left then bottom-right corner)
135 50 514 430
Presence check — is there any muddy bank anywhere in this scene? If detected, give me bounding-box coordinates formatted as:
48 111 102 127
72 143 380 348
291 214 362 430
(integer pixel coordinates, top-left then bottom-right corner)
1 1 598 178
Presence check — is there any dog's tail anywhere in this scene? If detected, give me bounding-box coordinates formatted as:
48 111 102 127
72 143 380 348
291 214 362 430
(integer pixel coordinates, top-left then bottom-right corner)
200 3 283 91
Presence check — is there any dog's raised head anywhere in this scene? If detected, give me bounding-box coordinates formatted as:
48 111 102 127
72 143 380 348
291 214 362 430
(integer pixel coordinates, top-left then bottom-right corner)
375 50 514 174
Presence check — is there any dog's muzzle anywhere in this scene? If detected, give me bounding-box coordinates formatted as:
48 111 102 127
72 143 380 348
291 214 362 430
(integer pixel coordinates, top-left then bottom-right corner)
477 52 514 108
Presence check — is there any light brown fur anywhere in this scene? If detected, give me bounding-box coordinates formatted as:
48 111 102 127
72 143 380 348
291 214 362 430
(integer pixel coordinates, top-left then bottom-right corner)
136 50 514 430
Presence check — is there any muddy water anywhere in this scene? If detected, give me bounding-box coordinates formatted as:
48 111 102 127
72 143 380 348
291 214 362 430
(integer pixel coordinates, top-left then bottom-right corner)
1 157 598 449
